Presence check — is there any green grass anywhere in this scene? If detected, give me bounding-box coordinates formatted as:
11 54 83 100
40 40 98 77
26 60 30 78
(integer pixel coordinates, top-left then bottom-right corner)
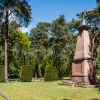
0 81 100 100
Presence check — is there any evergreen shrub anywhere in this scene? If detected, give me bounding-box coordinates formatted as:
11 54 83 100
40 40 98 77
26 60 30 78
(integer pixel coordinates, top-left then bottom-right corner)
0 65 4 82
20 65 32 82
44 66 58 81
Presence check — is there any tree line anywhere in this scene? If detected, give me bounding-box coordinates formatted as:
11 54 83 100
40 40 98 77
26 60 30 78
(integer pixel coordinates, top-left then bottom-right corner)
0 0 100 80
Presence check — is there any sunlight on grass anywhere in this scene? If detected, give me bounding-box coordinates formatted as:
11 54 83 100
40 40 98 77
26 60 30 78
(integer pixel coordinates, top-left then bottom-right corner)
0 81 100 100
0 96 5 100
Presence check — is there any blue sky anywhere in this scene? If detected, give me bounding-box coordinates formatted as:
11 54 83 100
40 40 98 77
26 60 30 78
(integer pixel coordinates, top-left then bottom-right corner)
22 0 97 33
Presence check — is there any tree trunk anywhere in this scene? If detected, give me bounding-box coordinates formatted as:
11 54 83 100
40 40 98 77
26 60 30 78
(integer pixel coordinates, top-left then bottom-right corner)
5 0 9 80
91 28 96 57
35 60 39 78
92 38 95 56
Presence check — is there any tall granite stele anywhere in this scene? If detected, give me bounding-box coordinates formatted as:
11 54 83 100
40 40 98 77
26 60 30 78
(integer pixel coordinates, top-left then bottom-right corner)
70 12 96 85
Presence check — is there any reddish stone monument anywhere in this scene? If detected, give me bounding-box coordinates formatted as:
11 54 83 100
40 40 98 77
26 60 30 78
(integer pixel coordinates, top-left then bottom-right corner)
70 11 96 85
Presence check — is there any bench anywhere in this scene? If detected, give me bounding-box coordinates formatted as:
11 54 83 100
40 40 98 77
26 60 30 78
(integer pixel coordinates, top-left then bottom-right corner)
32 78 45 82
5 78 20 82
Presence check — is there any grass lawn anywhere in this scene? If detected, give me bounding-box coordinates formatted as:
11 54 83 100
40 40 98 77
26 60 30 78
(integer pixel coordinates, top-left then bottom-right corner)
0 81 100 100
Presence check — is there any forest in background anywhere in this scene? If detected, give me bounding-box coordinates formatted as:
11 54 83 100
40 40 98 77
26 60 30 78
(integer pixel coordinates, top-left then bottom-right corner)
0 0 100 79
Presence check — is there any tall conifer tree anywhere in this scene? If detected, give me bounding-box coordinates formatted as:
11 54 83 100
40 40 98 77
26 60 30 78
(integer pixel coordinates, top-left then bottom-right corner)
0 0 31 80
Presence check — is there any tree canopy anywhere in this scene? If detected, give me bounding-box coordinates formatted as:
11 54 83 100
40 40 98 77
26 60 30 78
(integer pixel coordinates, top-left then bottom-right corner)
0 0 100 80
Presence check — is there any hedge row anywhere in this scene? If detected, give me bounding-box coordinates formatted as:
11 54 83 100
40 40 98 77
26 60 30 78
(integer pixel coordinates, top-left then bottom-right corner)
20 65 32 82
0 65 4 82
0 65 58 82
44 66 58 81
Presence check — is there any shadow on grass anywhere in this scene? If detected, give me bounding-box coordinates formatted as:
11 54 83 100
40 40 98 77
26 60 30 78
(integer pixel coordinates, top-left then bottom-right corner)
97 87 100 92
61 98 100 100
95 82 100 92
95 75 100 92
89 98 100 100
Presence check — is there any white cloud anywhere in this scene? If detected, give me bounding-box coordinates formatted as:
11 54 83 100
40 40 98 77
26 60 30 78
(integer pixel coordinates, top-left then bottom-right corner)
19 25 32 33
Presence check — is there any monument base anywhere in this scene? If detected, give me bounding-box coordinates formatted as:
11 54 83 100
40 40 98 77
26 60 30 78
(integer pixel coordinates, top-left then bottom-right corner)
70 59 96 85
70 75 96 85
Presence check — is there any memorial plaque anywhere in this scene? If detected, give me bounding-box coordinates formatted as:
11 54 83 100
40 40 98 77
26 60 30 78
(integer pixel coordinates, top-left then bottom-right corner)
74 62 82 74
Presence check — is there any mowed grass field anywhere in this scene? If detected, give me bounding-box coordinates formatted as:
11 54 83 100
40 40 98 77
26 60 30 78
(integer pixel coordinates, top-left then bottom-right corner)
0 81 100 100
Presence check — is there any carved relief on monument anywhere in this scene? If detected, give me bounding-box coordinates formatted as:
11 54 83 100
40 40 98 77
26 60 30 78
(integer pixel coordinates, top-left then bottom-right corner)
74 62 82 75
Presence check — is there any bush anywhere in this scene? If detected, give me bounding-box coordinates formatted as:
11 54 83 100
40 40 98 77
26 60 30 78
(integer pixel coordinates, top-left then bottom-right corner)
8 63 20 78
44 66 58 81
20 65 32 82
0 65 4 82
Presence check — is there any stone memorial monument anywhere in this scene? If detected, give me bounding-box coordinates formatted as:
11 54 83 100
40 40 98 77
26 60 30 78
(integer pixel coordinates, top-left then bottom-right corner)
70 11 96 85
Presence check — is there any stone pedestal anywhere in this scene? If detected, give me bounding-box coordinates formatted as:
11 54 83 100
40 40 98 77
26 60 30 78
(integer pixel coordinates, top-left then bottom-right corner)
70 25 96 85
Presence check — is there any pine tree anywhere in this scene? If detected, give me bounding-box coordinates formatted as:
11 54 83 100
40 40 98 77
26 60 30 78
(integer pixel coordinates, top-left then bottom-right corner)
0 0 31 80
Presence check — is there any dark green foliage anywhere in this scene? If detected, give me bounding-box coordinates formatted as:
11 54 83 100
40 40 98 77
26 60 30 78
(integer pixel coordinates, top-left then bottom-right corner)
29 22 51 78
0 0 31 27
0 0 32 80
20 65 32 82
97 0 100 13
8 62 20 78
0 65 4 82
44 66 58 81
1 2 100 79
96 48 100 75
51 15 76 78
